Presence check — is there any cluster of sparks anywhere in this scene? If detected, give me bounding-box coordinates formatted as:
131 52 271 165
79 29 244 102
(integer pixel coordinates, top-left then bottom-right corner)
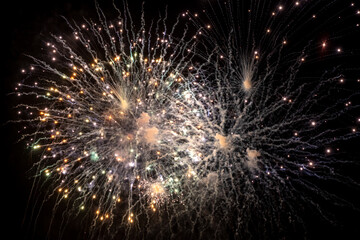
13 0 360 239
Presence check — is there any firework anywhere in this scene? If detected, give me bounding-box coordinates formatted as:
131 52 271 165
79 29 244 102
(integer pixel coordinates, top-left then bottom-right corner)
14 0 360 239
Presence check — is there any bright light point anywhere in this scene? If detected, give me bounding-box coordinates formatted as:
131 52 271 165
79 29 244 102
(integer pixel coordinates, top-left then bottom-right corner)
151 183 165 195
143 127 159 145
33 145 40 150
215 133 229 149
243 78 252 91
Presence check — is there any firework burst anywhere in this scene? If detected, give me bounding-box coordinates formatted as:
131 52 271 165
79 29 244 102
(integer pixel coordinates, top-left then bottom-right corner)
13 0 360 239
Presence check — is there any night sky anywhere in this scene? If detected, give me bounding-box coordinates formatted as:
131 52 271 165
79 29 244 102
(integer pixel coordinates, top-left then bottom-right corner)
2 0 360 239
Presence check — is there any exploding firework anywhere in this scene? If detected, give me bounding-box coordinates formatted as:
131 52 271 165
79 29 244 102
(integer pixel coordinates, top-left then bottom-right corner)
13 0 360 239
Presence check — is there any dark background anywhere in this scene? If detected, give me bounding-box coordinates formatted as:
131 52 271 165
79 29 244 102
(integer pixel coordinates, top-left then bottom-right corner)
2 0 360 239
